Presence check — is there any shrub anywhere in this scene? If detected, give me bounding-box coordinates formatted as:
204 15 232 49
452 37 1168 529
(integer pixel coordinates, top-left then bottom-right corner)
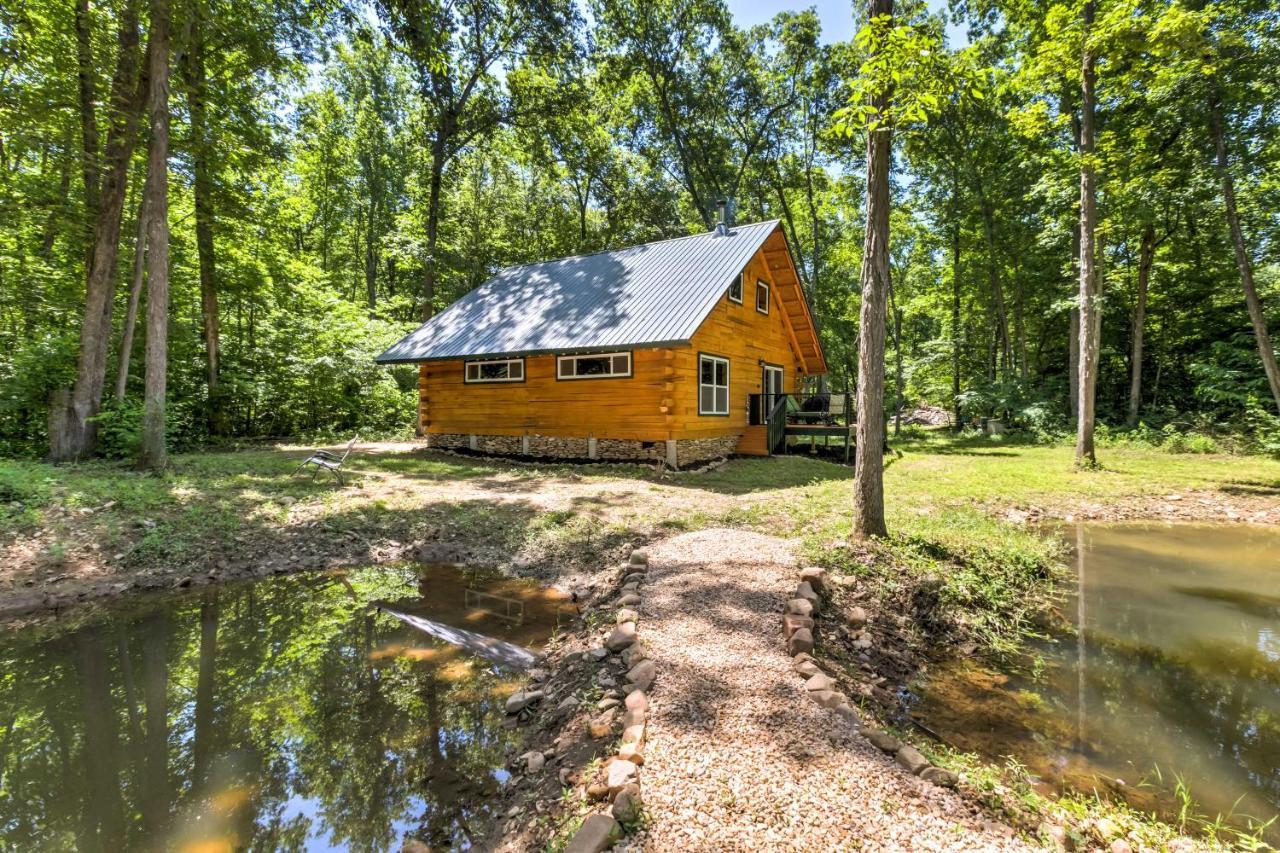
90 401 145 459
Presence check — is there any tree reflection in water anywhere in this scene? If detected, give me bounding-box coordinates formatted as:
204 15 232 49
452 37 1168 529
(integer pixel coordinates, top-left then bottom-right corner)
0 564 555 851
913 524 1280 843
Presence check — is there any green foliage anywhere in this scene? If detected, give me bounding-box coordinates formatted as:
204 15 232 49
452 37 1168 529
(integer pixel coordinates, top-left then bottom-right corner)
89 400 144 459
2 0 1279 465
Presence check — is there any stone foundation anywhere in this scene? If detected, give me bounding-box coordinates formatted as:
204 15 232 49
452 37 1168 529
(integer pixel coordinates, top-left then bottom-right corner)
674 434 742 466
425 433 738 468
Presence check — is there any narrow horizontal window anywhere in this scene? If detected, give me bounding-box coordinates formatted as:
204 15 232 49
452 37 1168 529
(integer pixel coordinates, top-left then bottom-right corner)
698 354 730 416
756 279 770 314
464 358 524 383
727 272 744 304
557 351 632 379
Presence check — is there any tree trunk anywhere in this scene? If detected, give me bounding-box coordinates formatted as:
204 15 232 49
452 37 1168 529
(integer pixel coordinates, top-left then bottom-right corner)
139 0 170 471
74 0 101 251
1126 222 1154 426
365 206 378 309
1075 0 1100 467
1209 93 1280 413
888 269 904 437
951 218 962 431
1062 92 1081 421
50 0 147 462
1012 265 1028 378
852 0 892 540
181 8 222 430
422 135 447 321
115 177 149 401
978 198 1013 374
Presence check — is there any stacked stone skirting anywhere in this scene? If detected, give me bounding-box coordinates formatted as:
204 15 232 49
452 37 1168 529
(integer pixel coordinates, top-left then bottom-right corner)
782 567 960 790
426 433 739 469
564 549 655 853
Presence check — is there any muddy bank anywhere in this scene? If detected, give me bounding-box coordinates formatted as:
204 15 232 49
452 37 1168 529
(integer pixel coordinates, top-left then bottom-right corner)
995 487 1279 526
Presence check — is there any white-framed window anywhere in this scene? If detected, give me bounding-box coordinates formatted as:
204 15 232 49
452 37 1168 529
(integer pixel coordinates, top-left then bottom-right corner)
727 272 744 304
464 358 524 383
698 354 730 416
755 279 770 314
557 351 632 379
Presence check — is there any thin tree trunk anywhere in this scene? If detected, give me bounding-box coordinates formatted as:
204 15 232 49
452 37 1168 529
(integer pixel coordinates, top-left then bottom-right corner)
115 176 149 401
50 0 147 462
1127 222 1154 427
978 198 1012 374
1069 305 1080 418
1062 91 1082 422
1209 93 1280 413
951 218 962 430
852 0 892 540
365 206 378 309
181 7 221 429
1075 0 1100 466
422 137 446 321
139 0 170 470
74 0 101 251
1012 263 1028 378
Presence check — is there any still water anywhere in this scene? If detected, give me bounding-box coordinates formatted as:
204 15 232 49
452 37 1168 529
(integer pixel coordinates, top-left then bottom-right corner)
913 524 1280 840
0 564 573 852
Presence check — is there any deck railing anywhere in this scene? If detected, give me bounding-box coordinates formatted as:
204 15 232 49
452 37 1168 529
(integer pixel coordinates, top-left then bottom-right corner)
748 392 855 428
765 394 789 454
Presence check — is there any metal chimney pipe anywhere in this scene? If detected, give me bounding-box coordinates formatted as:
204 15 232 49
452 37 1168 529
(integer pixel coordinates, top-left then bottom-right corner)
715 199 728 235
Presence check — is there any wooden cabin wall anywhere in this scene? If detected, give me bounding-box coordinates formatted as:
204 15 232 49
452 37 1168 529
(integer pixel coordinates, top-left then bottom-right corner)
671 248 808 439
418 349 670 440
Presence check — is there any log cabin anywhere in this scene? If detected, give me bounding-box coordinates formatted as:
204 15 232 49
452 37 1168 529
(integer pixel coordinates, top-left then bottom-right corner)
376 217 833 468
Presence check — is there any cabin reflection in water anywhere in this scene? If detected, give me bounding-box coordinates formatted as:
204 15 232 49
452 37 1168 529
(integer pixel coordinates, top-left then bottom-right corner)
0 563 571 852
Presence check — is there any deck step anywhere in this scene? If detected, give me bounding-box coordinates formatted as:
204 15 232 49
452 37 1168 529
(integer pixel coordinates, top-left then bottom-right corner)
737 425 769 456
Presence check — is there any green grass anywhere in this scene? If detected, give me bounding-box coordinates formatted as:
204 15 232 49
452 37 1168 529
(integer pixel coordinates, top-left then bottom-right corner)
743 428 1280 650
4 429 1276 643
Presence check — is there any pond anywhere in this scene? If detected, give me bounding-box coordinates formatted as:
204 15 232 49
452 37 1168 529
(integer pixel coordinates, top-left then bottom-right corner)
0 564 574 852
912 523 1280 842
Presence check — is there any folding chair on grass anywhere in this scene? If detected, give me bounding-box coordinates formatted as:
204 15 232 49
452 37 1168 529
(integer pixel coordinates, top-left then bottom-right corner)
294 435 358 485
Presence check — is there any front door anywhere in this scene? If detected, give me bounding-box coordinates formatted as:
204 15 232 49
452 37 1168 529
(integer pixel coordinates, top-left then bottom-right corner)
762 365 784 421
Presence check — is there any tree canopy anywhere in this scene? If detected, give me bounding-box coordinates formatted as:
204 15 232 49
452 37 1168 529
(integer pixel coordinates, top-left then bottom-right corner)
0 0 1277 460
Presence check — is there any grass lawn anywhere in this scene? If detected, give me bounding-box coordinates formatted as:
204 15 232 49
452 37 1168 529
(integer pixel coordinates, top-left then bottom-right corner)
2 429 1277 633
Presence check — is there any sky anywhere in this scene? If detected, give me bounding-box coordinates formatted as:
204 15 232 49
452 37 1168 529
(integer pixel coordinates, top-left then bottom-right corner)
723 0 968 47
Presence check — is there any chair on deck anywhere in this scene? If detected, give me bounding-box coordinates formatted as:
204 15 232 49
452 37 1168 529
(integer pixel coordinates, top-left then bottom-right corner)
294 435 359 484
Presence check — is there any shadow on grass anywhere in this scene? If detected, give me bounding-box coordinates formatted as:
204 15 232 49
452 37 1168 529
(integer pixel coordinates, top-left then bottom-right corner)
653 455 855 496
1218 479 1280 497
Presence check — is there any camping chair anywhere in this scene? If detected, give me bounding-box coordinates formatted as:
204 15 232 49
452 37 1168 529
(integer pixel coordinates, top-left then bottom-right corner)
294 435 358 485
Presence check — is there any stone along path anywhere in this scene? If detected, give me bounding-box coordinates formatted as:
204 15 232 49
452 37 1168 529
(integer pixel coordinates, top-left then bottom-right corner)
621 529 1031 852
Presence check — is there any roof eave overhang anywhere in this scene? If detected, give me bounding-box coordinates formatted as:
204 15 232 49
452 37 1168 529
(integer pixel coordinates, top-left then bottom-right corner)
375 338 692 365
769 224 829 376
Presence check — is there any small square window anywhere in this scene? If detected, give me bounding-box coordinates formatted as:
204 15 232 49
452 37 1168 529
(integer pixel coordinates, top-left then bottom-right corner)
728 273 744 304
756 280 770 314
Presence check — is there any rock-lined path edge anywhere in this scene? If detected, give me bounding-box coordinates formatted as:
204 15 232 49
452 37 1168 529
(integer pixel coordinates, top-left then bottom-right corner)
621 529 1031 852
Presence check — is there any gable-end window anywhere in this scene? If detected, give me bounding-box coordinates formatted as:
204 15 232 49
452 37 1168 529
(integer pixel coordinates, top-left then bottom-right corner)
557 351 632 379
727 272 744 304
698 354 730 416
756 279 770 314
465 358 524 383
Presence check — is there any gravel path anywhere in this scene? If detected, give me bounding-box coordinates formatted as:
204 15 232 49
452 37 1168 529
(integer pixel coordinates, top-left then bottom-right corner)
624 529 1032 852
